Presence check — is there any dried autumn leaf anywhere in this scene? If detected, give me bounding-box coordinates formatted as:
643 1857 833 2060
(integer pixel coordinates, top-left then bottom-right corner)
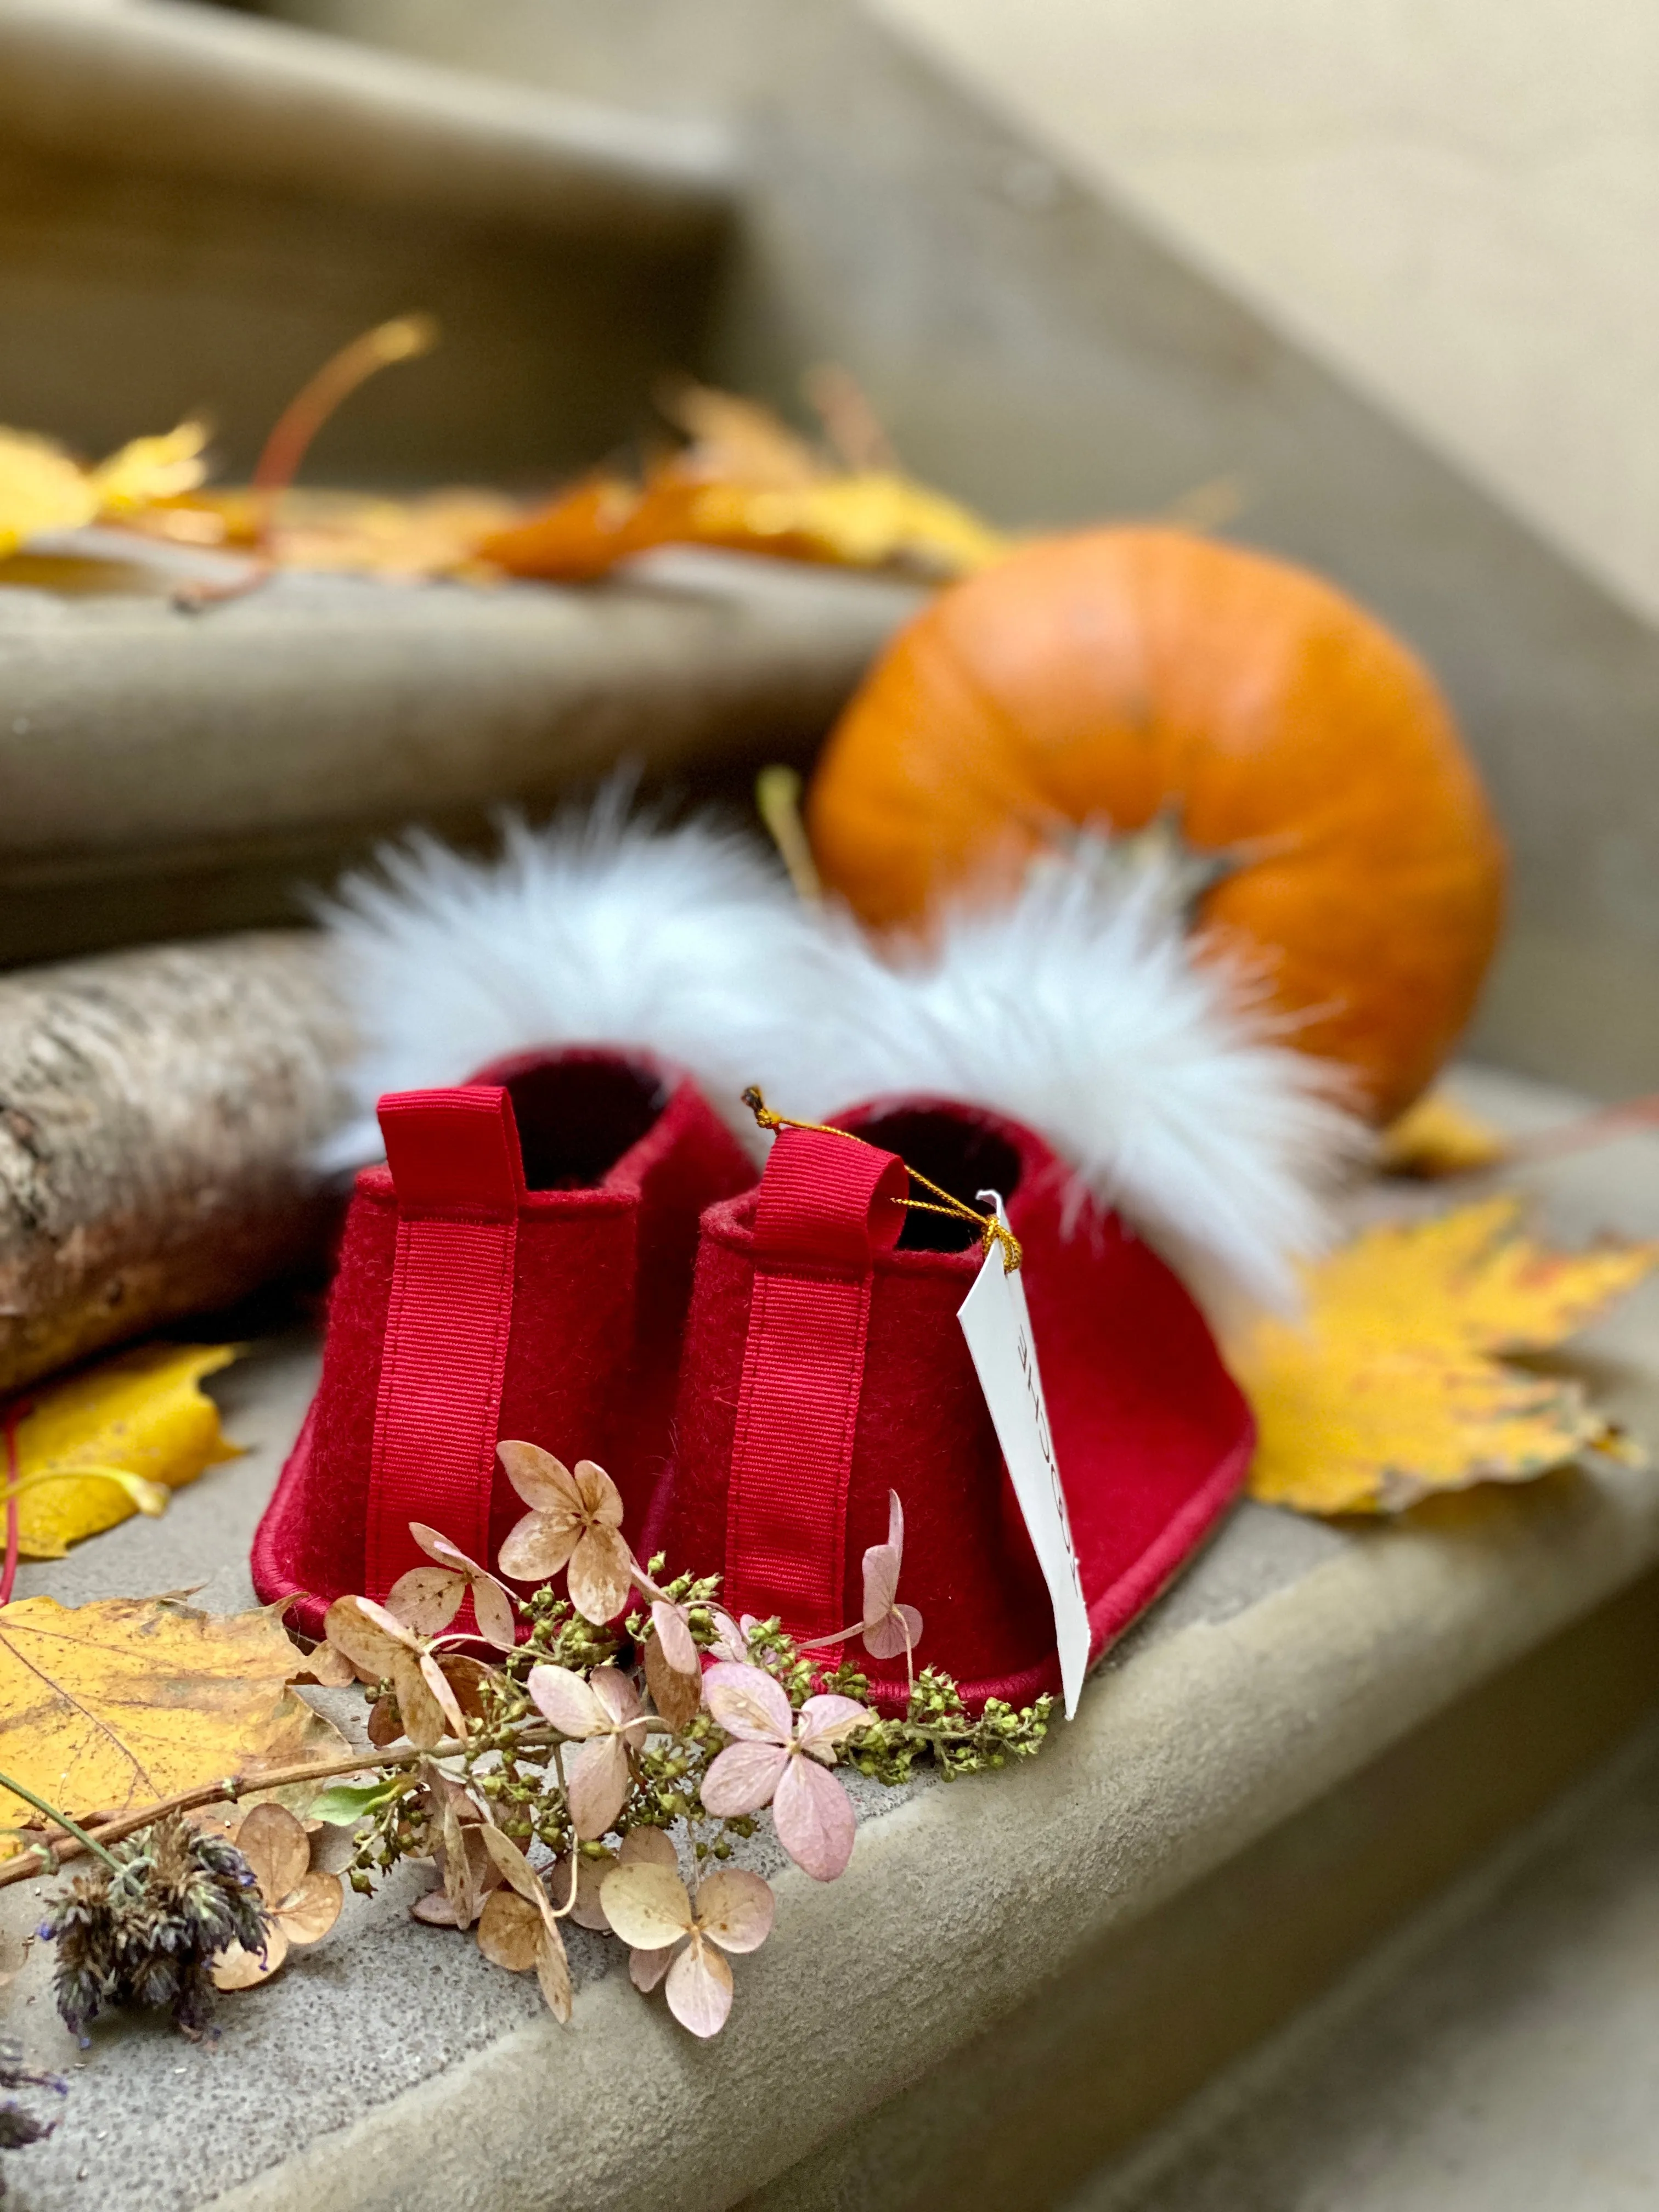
4 1345 241 1561
477 380 1007 584
1378 1092 1509 1180
134 485 520 582
1234 1197 1658 1515
0 419 210 557
89 420 210 515
0 430 100 554
0 1596 348 1855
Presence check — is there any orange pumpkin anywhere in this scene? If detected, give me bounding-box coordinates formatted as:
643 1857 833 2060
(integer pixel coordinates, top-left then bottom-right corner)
806 527 1506 1124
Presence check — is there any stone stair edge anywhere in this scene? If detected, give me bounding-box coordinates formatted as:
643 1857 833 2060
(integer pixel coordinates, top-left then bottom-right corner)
0 0 736 242
211 1446 1659 2212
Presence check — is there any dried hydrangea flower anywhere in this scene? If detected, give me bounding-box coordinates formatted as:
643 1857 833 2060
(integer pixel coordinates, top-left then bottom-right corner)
629 1565 703 1729
210 1803 342 1989
42 1813 267 2040
386 1523 518 1652
699 1664 868 1881
495 1444 631 1626
599 1853 774 2039
324 1594 467 1750
800 1492 924 1681
473 1827 571 2021
526 1664 646 1839
858 1492 924 1664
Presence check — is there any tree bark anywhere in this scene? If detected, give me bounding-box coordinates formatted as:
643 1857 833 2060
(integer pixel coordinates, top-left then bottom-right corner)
0 932 351 1396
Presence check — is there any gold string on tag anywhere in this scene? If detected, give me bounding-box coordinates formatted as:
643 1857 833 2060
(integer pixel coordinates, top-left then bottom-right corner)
741 1088 1024 1274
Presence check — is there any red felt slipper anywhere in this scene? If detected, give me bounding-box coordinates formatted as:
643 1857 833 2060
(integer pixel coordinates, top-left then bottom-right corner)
251 1049 754 1641
644 1096 1254 1713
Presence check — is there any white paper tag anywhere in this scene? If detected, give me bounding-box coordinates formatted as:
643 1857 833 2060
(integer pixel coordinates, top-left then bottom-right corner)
955 1193 1090 1718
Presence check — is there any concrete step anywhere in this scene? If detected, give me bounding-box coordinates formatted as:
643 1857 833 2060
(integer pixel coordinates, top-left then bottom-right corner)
1070 1718 1659 2212
0 554 921 963
0 0 732 483
1 1065 1656 2210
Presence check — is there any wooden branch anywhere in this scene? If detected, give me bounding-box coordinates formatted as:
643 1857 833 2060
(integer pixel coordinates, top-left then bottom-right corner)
0 931 352 1396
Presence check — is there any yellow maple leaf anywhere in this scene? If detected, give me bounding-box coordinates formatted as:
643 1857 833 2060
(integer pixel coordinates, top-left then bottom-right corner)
88 418 210 515
0 418 210 558
1378 1090 1510 1178
1233 1197 1657 1514
0 429 100 556
7 1345 241 1561
0 1595 347 1849
688 471 1009 577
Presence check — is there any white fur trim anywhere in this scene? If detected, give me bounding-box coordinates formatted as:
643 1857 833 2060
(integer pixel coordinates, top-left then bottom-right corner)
321 802 1363 1309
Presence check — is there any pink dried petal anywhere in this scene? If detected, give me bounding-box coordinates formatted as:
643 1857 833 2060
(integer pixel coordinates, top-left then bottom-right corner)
645 1629 701 1732
408 1523 478 1574
496 1440 580 1515
476 1887 541 1972
535 1918 573 2023
276 1871 343 1946
356 1595 422 1649
386 1565 467 1638
699 1740 787 1818
630 1943 678 1993
651 1599 699 1678
695 1869 774 1955
419 1651 470 1741
703 1662 793 1746
572 1457 625 1529
526 1664 603 1739
567 1524 633 1625
599 1862 694 1951
586 1666 643 1733
391 1654 445 1750
467 1573 520 1654
618 1827 678 1870
478 1824 544 1909
410 1888 466 1926
666 1932 734 2038
550 1851 613 1932
862 1601 923 1664
772 1751 856 1881
567 1733 633 1841
862 1543 899 1623
496 1507 578 1584
235 1803 310 1904
323 1596 404 1681
706 1611 749 1664
795 1694 870 1760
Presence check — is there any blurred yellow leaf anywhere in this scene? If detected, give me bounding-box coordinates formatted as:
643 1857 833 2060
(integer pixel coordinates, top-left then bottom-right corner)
0 1595 347 1849
0 419 210 558
479 379 1009 583
0 430 100 556
7 1344 241 1560
89 419 210 514
1235 1197 1657 1514
688 472 1009 577
1379 1091 1509 1178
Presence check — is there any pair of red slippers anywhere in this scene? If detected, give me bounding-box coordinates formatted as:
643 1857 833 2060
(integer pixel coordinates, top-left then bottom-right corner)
252 1048 1254 1711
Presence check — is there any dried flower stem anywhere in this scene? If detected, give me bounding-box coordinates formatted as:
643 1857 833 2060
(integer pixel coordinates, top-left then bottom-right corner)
0 1770 121 1874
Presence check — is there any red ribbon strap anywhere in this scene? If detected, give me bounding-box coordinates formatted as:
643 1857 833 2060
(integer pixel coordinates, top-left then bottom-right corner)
365 1087 525 1604
725 1128 907 1637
